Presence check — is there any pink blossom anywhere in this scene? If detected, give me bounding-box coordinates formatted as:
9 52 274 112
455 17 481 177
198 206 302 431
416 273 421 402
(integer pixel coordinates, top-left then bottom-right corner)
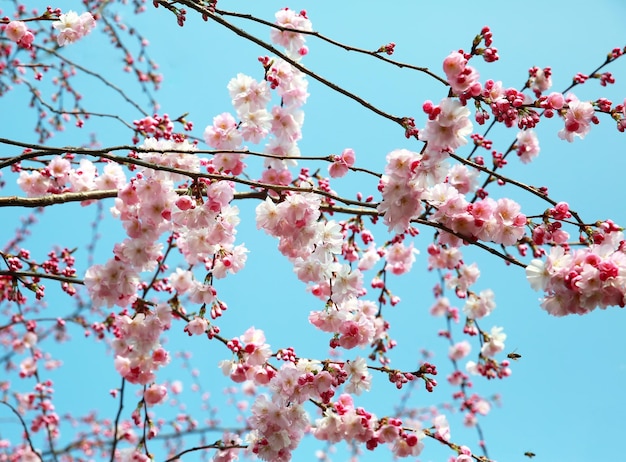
270 106 304 143
228 73 271 114
481 326 506 357
212 244 248 279
516 129 540 163
213 432 241 462
558 95 595 142
188 281 217 304
328 148 356 178
419 98 473 151
5 21 34 48
203 112 243 149
240 109 272 143
433 414 450 441
344 356 372 395
144 384 167 406
530 67 552 94
526 233 626 315
377 149 426 233
94 162 127 190
5 21 28 42
392 433 424 457
358 245 381 271
447 164 478 194
17 170 51 197
385 242 418 275
448 341 471 361
270 8 312 58
53 11 96 46
138 138 199 182
463 289 496 319
430 297 451 317
169 268 195 294
84 259 139 308
184 317 208 336
443 51 480 95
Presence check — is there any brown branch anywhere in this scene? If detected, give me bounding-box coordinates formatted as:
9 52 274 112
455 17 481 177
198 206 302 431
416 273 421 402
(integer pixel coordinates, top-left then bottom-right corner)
0 401 44 462
175 0 406 127
164 442 247 462
0 139 381 179
0 270 84 285
32 44 149 117
215 8 449 86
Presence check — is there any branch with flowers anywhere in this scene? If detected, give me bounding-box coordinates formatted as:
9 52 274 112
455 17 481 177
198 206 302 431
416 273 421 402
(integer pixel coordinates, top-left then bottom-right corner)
1 2 625 462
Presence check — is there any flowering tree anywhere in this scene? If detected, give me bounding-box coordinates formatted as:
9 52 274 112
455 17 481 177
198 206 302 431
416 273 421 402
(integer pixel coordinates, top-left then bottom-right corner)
1 1 626 461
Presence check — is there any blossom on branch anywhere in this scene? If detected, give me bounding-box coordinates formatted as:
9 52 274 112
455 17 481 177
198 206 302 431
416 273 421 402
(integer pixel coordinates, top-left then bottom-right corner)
53 11 96 46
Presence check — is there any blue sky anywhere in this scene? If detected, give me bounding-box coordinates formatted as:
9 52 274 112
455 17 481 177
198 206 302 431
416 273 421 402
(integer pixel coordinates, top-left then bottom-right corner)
2 1 626 461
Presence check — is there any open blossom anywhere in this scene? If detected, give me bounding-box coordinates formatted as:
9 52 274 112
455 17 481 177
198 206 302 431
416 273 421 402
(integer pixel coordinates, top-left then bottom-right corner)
447 164 478 194
419 98 473 151
53 11 96 46
267 58 309 108
240 110 272 144
525 258 549 291
530 67 552 94
516 129 540 163
328 148 356 178
270 8 312 58
344 357 371 395
204 112 243 150
138 138 199 182
17 170 51 197
5 21 34 48
448 341 471 361
144 384 167 406
433 414 451 441
184 317 208 336
358 245 381 271
558 95 595 142
443 51 480 95
309 299 377 349
385 242 418 275
228 73 271 114
463 289 495 319
481 326 506 357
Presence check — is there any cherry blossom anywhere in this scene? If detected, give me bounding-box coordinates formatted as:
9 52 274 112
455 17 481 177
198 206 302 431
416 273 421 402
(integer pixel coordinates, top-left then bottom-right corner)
53 11 96 46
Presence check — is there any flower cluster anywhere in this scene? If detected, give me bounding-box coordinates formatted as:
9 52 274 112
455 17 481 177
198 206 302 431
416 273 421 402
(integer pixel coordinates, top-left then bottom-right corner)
247 395 308 462
515 129 540 163
377 149 426 233
443 51 481 96
219 327 274 384
313 394 424 457
111 307 172 385
419 98 474 151
526 227 626 316
18 155 126 198
309 299 380 350
425 186 527 247
269 8 313 58
256 195 364 304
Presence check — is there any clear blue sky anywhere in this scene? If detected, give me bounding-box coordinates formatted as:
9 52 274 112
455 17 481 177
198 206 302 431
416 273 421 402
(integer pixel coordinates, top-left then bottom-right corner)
2 1 626 461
